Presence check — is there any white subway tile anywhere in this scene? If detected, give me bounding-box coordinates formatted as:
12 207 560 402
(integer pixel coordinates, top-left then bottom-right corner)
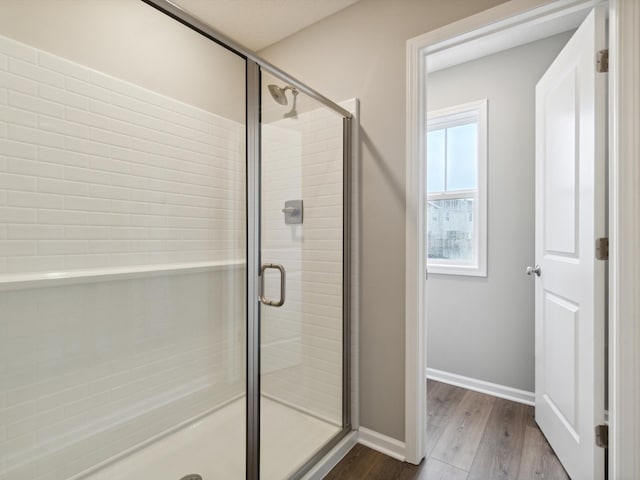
0 172 37 191
64 196 111 213
0 240 37 256
65 107 110 130
8 58 64 88
86 156 130 175
103 96 166 131
64 137 111 159
86 212 127 227
89 184 130 201
63 226 108 240
7 225 64 240
0 105 38 128
62 254 110 270
110 199 148 215
8 125 64 149
37 210 86 226
37 240 88 256
65 77 110 103
0 52 7 70
0 88 6 104
110 146 157 166
6 158 64 179
89 127 131 149
8 92 64 118
64 166 111 185
37 52 91 81
128 214 165 227
109 227 148 240
129 189 166 204
7 191 64 209
39 147 89 168
0 140 37 159
38 84 90 111
0 71 37 95
0 207 36 224
38 178 89 197
88 240 130 253
119 120 169 147
38 117 90 140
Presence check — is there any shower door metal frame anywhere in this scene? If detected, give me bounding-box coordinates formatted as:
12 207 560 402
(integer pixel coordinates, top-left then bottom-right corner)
139 2 354 479
246 60 261 480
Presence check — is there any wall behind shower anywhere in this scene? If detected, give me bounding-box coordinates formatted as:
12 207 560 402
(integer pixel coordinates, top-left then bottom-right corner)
0 2 247 478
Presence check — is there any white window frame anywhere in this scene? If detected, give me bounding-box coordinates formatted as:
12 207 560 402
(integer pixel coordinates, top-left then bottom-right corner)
426 99 487 277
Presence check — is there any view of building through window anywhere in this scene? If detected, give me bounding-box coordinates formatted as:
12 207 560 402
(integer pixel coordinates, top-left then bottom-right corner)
427 198 474 262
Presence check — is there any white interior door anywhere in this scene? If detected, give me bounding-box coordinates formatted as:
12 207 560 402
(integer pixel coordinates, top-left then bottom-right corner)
534 7 606 480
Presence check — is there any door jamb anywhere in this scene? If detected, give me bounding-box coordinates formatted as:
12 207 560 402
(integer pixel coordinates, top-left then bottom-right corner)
405 1 640 477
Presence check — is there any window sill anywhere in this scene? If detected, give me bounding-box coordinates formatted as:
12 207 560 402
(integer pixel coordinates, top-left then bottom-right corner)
427 264 487 277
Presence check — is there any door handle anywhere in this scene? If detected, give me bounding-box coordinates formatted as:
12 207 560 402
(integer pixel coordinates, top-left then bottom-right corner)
259 263 286 307
526 265 541 277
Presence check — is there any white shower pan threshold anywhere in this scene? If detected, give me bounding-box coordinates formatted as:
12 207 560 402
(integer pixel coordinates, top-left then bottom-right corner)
84 397 340 480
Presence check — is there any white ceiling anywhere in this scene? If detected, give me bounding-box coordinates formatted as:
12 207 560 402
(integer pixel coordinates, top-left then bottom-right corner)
170 0 360 51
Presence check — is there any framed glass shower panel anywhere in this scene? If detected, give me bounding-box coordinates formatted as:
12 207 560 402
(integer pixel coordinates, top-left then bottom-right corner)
0 2 247 479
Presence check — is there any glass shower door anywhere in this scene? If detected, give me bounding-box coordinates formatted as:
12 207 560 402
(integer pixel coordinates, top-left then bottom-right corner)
258 71 348 479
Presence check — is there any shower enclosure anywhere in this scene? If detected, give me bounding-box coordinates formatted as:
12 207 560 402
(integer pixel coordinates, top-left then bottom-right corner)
0 1 353 479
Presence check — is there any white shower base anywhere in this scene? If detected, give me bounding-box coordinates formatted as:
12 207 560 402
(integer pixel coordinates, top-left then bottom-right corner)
85 397 340 480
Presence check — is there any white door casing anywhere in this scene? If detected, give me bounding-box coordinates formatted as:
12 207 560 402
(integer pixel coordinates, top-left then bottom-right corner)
534 7 606 480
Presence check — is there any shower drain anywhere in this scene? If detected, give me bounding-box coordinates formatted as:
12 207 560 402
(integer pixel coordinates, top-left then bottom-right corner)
180 475 203 480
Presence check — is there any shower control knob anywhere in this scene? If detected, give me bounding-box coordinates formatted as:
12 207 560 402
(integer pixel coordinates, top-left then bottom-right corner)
526 265 541 277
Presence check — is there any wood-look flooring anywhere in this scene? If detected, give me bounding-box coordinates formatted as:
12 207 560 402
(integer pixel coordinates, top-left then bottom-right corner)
325 380 570 479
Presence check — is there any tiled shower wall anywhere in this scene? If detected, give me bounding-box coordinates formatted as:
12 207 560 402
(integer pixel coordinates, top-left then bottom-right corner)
261 105 345 424
0 35 246 480
0 34 245 273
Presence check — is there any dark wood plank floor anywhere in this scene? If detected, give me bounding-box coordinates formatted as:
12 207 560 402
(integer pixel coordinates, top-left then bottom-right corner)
325 380 570 479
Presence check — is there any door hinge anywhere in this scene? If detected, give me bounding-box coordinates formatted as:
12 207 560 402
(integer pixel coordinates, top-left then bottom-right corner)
595 424 608 448
596 237 609 260
596 49 609 73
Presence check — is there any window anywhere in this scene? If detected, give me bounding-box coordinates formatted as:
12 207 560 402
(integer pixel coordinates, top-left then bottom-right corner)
426 99 487 276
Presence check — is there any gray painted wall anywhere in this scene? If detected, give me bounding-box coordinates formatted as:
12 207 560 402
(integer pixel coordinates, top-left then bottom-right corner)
260 0 514 441
426 32 574 392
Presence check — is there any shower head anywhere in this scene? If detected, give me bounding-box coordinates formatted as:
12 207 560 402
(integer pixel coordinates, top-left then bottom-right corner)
267 84 298 106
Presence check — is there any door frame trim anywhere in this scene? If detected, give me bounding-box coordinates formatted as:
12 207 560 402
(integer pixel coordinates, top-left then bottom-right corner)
607 1 640 477
405 1 640 477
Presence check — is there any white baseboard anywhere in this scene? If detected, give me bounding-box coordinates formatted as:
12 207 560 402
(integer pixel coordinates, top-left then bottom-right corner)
426 367 535 406
358 427 406 461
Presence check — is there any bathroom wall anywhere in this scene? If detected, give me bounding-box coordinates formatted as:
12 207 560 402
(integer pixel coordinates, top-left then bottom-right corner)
0 32 246 480
426 32 574 393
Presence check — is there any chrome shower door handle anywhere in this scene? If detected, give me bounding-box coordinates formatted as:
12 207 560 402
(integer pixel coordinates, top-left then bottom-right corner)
259 263 286 307
526 265 542 277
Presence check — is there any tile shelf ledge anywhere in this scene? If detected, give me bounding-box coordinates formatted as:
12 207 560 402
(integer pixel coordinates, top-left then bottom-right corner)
0 259 246 292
